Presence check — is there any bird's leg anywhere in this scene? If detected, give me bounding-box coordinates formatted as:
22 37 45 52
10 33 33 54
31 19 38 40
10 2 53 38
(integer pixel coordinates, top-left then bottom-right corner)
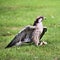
32 36 40 46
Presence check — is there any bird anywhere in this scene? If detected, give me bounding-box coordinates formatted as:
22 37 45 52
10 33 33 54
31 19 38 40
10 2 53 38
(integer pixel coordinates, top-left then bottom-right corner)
32 16 47 46
5 16 47 48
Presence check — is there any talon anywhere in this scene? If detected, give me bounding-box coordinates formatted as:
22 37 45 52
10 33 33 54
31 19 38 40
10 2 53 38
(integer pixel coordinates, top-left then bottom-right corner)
43 41 47 45
39 41 47 46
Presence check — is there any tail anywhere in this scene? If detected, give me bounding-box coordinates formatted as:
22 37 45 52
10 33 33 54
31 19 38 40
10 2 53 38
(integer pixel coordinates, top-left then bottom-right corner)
5 40 16 48
5 36 17 48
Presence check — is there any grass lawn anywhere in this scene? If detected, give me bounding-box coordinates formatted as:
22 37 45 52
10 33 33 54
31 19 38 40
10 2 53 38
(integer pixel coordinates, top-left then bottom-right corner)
0 0 60 60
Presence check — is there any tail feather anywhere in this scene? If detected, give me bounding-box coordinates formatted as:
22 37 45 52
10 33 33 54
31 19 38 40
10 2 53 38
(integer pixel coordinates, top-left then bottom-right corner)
5 34 19 48
5 40 16 48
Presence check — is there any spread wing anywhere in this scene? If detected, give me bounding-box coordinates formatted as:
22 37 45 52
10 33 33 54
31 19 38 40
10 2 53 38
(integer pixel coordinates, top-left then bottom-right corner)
5 25 36 48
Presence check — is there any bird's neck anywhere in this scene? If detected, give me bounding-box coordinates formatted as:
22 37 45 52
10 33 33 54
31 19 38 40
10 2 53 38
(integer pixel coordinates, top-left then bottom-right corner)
36 22 43 27
36 22 43 33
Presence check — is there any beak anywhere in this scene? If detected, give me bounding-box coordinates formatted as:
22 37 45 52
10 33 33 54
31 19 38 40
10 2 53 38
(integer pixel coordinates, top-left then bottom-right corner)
44 17 46 20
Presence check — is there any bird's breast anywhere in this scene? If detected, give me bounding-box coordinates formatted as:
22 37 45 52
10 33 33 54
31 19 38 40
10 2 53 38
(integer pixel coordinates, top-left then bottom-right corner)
36 22 43 33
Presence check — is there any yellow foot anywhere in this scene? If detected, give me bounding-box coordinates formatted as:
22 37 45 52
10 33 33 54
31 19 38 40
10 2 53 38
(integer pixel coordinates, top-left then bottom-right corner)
39 41 47 46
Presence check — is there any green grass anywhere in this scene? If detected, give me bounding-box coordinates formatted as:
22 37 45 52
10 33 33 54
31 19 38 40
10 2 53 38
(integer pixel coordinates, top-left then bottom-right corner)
0 0 60 60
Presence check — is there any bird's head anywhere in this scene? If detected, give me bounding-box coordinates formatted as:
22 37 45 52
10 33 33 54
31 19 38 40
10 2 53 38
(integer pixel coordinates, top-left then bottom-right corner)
33 16 46 26
36 16 46 22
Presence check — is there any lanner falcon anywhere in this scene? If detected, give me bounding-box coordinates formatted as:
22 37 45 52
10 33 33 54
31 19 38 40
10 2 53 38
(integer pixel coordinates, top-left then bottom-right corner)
5 16 47 48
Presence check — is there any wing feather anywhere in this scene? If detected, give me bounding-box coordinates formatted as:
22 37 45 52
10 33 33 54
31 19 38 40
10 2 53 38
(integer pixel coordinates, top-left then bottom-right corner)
5 25 35 48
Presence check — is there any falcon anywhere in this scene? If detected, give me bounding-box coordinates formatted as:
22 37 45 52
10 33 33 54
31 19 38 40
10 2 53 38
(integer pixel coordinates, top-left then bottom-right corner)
5 16 47 48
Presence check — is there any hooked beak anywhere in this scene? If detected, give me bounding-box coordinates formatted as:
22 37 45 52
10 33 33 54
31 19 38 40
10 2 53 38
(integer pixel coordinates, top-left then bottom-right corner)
44 17 46 20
